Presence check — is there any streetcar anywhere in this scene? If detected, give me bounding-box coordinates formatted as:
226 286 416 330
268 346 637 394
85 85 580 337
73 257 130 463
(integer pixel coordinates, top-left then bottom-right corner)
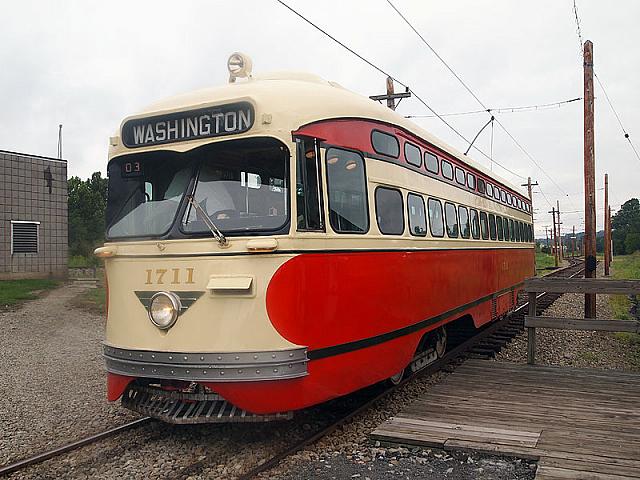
96 53 535 423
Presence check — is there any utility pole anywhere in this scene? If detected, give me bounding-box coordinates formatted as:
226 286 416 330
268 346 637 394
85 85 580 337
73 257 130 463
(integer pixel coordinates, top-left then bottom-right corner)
584 40 597 318
369 77 411 111
557 200 563 263
550 207 559 267
545 226 549 251
386 76 395 110
604 174 610 276
572 225 576 258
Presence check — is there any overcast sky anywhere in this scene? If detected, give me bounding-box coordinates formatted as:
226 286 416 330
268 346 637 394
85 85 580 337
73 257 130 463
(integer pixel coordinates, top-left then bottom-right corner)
1 0 638 236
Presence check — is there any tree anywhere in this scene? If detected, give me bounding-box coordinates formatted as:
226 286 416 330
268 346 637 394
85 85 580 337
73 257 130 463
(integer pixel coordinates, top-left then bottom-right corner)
611 198 640 255
68 172 108 258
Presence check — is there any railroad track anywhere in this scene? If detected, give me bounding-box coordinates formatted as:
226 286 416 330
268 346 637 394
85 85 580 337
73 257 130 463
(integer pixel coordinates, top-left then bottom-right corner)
0 260 583 479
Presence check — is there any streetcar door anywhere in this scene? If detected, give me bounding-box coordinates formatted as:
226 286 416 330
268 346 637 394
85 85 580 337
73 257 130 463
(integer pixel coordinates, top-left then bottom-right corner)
295 137 325 231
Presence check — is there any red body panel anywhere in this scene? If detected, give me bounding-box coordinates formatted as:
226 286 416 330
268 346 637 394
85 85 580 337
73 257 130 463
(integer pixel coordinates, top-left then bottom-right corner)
203 247 533 413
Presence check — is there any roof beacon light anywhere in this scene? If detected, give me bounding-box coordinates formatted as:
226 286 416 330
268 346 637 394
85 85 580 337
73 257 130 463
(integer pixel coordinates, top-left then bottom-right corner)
228 52 253 83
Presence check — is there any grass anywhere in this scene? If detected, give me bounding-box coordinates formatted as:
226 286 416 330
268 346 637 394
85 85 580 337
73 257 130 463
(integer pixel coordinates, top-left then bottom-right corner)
0 279 59 307
609 251 640 367
535 252 557 275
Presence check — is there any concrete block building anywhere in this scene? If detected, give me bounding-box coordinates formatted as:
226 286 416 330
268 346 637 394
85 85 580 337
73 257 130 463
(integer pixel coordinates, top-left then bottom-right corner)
0 150 68 279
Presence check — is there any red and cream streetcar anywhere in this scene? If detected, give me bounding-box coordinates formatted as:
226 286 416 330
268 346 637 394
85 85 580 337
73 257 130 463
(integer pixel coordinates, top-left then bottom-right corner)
96 53 535 422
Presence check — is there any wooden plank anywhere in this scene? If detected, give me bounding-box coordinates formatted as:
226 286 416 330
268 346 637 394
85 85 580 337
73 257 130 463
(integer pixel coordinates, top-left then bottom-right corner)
391 416 541 438
538 457 640 478
524 277 640 295
535 464 637 480
525 316 640 332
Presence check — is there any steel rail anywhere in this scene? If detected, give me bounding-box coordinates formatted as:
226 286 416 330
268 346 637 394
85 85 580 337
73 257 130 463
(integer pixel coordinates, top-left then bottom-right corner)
0 417 153 477
235 260 585 480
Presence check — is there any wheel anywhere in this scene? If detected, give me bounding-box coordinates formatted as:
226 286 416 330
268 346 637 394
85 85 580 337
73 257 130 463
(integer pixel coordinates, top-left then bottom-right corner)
409 326 448 373
434 326 448 358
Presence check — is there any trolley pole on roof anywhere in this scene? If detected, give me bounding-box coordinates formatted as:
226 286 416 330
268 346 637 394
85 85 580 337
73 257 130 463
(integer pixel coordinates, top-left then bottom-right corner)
604 173 610 276
583 40 597 318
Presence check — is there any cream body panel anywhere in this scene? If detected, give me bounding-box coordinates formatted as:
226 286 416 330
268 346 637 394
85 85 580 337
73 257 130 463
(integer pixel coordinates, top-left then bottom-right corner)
104 253 299 352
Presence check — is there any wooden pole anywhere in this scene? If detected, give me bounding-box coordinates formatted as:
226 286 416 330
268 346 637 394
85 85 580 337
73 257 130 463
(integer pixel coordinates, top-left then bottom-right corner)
573 225 576 258
604 173 610 276
557 200 563 263
584 40 597 318
550 207 559 267
386 76 395 110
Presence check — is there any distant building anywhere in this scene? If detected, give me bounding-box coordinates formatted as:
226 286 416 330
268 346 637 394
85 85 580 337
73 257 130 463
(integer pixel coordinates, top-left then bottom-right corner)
0 150 68 279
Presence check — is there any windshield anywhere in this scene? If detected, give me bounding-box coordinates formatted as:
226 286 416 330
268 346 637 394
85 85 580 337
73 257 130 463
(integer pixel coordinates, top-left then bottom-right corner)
105 137 289 239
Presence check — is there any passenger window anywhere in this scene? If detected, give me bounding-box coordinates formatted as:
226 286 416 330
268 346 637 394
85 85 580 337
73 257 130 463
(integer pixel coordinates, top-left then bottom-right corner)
326 148 368 234
375 187 404 235
467 173 476 190
441 160 454 180
470 208 480 239
489 214 497 240
425 152 439 174
477 178 486 194
515 221 521 242
455 167 466 185
510 219 515 241
494 187 500 201
428 198 444 237
296 138 324 231
371 130 400 158
404 142 422 167
480 212 489 239
445 202 459 238
407 193 427 236
458 206 470 239
504 217 510 241
486 183 494 198
496 216 504 240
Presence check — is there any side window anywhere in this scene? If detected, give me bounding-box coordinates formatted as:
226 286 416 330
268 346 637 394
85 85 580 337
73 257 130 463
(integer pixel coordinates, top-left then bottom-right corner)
455 167 466 185
529 224 533 242
407 193 427 236
470 208 480 239
489 214 497 240
515 221 521 242
326 148 369 234
375 187 404 235
404 142 422 167
510 219 515 241
445 202 459 238
504 217 510 241
296 138 324 231
458 206 470 239
477 178 486 194
480 212 489 239
467 173 476 190
441 160 454 180
496 216 504 241
486 183 494 198
425 152 439 174
428 198 444 237
371 130 400 158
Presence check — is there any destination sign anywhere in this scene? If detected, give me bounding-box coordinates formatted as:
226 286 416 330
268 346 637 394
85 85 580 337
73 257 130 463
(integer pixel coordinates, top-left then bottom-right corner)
121 102 254 148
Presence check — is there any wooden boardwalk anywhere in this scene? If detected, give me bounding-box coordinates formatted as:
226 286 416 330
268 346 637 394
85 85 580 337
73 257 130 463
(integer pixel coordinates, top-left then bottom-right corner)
372 360 640 479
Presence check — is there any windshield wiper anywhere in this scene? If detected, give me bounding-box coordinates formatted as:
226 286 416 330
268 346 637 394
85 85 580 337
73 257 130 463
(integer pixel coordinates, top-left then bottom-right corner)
186 195 228 247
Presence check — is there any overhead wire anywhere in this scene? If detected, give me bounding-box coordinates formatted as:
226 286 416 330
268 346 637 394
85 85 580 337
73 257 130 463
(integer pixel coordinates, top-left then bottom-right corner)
274 0 526 181
384 0 574 208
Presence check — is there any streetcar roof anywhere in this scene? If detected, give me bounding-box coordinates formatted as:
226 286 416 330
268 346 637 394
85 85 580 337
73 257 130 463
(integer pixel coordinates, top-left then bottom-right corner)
115 71 527 196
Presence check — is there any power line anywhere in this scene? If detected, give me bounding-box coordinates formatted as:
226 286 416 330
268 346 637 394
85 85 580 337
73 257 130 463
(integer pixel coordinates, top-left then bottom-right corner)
385 0 574 204
406 97 582 118
594 71 640 165
572 0 584 53
275 0 526 180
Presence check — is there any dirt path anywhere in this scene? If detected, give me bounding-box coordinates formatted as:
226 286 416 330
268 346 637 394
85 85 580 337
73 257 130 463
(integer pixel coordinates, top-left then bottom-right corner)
0 282 138 466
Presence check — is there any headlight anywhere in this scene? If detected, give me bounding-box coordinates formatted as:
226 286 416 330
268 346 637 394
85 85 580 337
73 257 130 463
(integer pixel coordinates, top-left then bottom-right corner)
148 292 181 330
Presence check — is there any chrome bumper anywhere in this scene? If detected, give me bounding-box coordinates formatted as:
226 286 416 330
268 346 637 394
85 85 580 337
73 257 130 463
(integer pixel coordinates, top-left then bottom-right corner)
103 344 308 382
